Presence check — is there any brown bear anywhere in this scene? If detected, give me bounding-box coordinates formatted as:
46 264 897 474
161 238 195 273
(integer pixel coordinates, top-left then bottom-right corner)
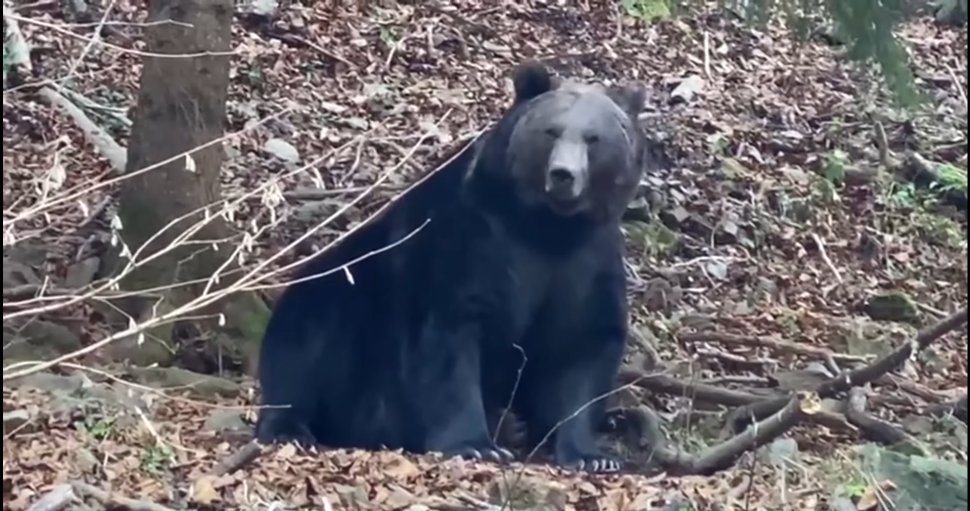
255 61 647 474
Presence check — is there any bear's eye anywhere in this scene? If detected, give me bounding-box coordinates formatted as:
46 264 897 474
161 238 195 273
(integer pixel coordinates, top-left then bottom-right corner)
584 134 600 144
544 127 561 138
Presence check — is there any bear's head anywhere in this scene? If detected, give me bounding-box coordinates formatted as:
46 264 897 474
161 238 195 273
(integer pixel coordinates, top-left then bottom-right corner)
496 63 647 223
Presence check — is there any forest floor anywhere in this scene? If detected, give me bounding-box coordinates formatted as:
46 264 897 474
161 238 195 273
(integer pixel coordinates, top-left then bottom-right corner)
2 1 968 510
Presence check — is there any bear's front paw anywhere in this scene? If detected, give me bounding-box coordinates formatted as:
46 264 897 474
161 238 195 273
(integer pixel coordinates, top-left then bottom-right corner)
566 456 622 474
555 450 622 474
440 444 515 464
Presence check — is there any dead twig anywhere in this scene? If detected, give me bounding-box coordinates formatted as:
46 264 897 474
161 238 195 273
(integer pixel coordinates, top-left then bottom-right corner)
283 184 404 201
427 2 497 38
2 0 33 83
275 33 353 67
844 387 910 445
4 116 461 380
693 347 776 370
874 120 892 171
811 232 843 285
634 393 813 476
703 31 711 80
926 394 969 424
62 0 117 81
723 395 856 435
618 369 770 407
617 369 855 433
945 62 968 110
702 375 770 386
209 439 263 477
26 485 76 511
874 374 954 404
37 86 127 173
678 331 866 365
69 482 176 511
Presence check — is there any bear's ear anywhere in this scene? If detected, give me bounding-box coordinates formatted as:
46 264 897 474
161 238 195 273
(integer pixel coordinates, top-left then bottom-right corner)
511 61 557 104
606 84 647 120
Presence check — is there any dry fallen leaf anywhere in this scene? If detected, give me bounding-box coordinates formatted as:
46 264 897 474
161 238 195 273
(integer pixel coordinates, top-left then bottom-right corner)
856 479 898 510
275 442 298 460
191 476 221 505
385 455 422 479
2 3 967 511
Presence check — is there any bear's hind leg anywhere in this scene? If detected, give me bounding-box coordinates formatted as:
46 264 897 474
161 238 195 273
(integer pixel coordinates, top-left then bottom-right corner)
254 406 319 447
411 317 514 463
525 338 625 474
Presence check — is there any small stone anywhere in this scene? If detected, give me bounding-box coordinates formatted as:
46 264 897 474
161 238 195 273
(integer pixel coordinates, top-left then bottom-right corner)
864 292 920 324
128 367 240 398
670 75 704 104
203 410 250 434
754 276 778 303
715 220 740 245
65 256 101 289
705 259 729 281
3 321 82 365
682 214 715 240
249 0 278 17
901 415 935 435
11 372 86 393
3 410 31 434
263 138 300 163
642 277 683 312
74 448 100 473
660 206 690 229
2 258 40 288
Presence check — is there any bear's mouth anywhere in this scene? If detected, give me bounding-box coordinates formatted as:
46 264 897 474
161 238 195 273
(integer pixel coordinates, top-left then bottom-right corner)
544 194 585 216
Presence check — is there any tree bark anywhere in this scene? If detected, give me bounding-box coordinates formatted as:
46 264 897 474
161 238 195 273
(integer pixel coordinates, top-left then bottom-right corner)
115 0 267 372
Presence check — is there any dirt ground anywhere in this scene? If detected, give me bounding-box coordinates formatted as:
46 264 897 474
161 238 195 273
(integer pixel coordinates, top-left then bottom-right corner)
3 1 967 510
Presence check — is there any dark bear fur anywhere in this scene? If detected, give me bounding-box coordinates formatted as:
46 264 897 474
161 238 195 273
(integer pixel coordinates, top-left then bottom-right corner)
255 61 647 473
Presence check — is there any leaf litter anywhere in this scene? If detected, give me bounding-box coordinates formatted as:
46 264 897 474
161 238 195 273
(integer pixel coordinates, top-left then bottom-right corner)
2 0 967 510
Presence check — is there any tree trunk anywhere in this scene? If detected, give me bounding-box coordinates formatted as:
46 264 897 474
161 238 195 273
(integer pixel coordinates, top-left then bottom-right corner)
115 0 267 373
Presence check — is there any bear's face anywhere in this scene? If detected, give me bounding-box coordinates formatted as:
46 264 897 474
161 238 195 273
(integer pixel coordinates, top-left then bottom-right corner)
505 80 645 221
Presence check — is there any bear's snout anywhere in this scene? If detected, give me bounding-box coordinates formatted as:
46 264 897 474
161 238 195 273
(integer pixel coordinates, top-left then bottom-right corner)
544 164 584 204
544 140 588 208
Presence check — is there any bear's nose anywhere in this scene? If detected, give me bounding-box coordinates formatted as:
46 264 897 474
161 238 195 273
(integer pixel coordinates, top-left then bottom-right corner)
548 167 575 186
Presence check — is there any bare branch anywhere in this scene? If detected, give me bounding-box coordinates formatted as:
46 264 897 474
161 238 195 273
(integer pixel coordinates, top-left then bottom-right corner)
209 439 263 477
25 485 76 511
71 482 176 511
816 307 968 398
38 86 127 172
630 393 813 476
844 387 909 445
679 331 868 364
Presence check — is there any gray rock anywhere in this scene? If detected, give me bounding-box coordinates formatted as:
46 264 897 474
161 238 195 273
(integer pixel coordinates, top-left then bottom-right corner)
670 75 704 104
128 367 241 398
864 292 921 324
21 484 76 511
203 410 251 434
3 320 82 363
3 240 47 270
642 277 683 313
64 256 101 289
3 409 31 434
292 200 338 223
753 276 778 304
263 138 300 164
103 333 175 367
248 0 278 17
2 258 41 288
9 372 87 393
74 448 100 473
